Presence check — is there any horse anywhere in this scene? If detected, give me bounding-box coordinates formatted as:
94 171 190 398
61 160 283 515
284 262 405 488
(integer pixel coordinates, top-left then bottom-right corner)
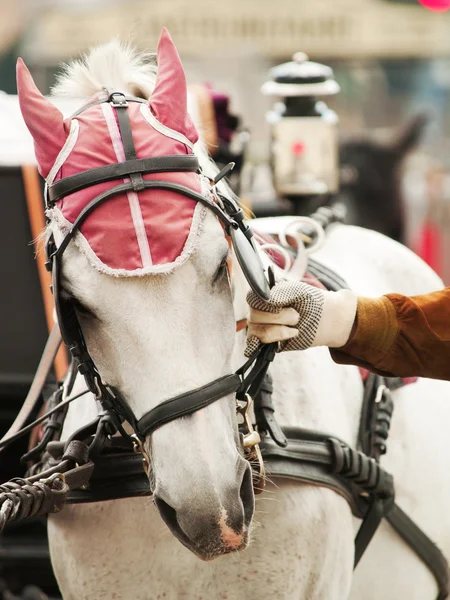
17 30 450 599
337 114 428 243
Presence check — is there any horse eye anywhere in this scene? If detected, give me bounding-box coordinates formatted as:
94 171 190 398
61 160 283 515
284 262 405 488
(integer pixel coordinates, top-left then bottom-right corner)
75 302 92 317
213 256 229 283
70 296 95 318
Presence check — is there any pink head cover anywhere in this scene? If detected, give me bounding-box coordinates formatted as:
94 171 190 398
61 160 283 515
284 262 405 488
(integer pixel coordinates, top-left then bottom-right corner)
17 28 206 275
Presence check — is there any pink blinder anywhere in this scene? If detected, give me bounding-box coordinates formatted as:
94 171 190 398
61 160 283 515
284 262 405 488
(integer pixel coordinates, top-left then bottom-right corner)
18 27 206 276
49 100 203 275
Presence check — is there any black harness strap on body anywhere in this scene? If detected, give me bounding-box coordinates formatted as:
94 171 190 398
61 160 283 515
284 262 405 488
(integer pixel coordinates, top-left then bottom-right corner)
354 498 391 566
354 496 450 600
307 257 350 292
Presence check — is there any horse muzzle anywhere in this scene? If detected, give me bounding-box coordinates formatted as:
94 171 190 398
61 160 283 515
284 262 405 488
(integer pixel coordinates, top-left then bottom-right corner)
153 459 254 560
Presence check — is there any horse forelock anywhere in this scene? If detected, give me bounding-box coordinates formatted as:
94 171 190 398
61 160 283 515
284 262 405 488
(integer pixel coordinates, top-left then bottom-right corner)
51 39 158 100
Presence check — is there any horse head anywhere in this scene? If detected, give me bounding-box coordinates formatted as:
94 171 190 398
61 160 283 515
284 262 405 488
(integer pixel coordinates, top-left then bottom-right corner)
17 28 255 560
338 114 428 242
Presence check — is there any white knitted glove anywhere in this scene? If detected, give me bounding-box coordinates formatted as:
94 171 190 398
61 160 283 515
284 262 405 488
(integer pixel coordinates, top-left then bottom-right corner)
245 280 357 357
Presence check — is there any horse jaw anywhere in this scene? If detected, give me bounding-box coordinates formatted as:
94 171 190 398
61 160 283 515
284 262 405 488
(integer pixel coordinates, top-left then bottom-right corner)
53 211 255 559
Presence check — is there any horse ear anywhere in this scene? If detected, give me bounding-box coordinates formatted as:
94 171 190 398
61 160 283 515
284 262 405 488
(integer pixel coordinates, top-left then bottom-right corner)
16 58 67 178
149 28 198 144
393 113 429 158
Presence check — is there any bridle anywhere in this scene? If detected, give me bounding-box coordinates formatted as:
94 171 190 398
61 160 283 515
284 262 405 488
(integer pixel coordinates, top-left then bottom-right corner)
44 92 273 477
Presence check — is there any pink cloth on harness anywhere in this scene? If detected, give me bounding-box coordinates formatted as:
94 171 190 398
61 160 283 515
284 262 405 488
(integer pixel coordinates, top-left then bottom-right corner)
17 28 204 275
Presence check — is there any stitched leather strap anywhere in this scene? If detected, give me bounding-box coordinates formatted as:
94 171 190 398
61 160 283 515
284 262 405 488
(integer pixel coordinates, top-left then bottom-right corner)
259 426 394 519
137 374 241 437
254 371 287 447
70 95 146 117
48 155 199 204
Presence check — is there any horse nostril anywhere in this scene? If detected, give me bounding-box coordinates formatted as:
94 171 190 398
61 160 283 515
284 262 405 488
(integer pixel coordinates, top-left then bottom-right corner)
239 464 255 526
154 496 179 531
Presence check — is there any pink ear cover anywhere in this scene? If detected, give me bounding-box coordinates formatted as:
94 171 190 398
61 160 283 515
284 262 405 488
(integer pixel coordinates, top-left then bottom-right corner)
27 29 205 275
149 27 198 144
16 58 68 178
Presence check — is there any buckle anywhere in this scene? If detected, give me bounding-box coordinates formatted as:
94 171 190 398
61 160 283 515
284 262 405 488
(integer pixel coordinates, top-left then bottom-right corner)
213 161 235 185
45 236 57 272
109 92 128 108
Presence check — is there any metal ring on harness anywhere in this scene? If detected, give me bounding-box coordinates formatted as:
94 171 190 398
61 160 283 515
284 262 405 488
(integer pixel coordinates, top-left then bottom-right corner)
279 216 326 254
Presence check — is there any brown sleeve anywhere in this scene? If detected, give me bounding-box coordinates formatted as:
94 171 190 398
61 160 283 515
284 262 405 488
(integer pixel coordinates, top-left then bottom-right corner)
330 287 450 381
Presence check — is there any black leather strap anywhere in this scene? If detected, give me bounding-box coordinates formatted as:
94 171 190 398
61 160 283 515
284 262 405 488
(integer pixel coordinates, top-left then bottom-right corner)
387 503 450 600
114 97 144 192
52 179 236 262
70 95 146 117
308 257 350 292
137 374 241 437
354 497 390 566
259 426 394 518
48 155 200 203
253 371 287 447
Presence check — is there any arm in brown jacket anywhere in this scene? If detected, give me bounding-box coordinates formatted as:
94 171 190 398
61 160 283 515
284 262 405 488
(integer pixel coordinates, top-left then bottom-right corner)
330 287 450 380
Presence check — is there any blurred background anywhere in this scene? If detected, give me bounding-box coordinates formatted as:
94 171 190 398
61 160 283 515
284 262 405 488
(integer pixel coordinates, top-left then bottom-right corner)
0 1 449 596
1 0 447 275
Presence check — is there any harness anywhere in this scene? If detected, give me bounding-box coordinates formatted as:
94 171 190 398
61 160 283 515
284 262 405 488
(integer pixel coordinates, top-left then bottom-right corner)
45 92 273 458
0 95 448 599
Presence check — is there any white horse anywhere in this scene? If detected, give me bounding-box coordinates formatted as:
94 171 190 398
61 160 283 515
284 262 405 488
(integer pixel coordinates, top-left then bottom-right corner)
18 34 450 600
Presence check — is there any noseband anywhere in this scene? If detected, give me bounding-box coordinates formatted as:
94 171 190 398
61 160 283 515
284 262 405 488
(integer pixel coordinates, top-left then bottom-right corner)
45 92 272 455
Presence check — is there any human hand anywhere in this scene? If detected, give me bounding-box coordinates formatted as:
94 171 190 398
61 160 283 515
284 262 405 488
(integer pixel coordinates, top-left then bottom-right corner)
245 280 357 356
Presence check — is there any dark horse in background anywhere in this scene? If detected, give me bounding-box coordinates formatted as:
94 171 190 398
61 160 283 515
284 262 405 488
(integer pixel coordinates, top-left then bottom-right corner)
336 114 428 243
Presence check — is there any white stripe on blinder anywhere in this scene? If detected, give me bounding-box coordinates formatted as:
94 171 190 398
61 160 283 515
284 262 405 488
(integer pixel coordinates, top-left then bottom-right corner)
101 102 153 268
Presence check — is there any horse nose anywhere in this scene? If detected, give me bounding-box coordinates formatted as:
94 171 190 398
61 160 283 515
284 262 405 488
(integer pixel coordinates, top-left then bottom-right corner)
153 460 255 559
238 462 255 527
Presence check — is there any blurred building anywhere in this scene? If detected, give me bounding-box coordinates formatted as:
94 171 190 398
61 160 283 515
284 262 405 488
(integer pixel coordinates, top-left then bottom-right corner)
12 0 449 158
